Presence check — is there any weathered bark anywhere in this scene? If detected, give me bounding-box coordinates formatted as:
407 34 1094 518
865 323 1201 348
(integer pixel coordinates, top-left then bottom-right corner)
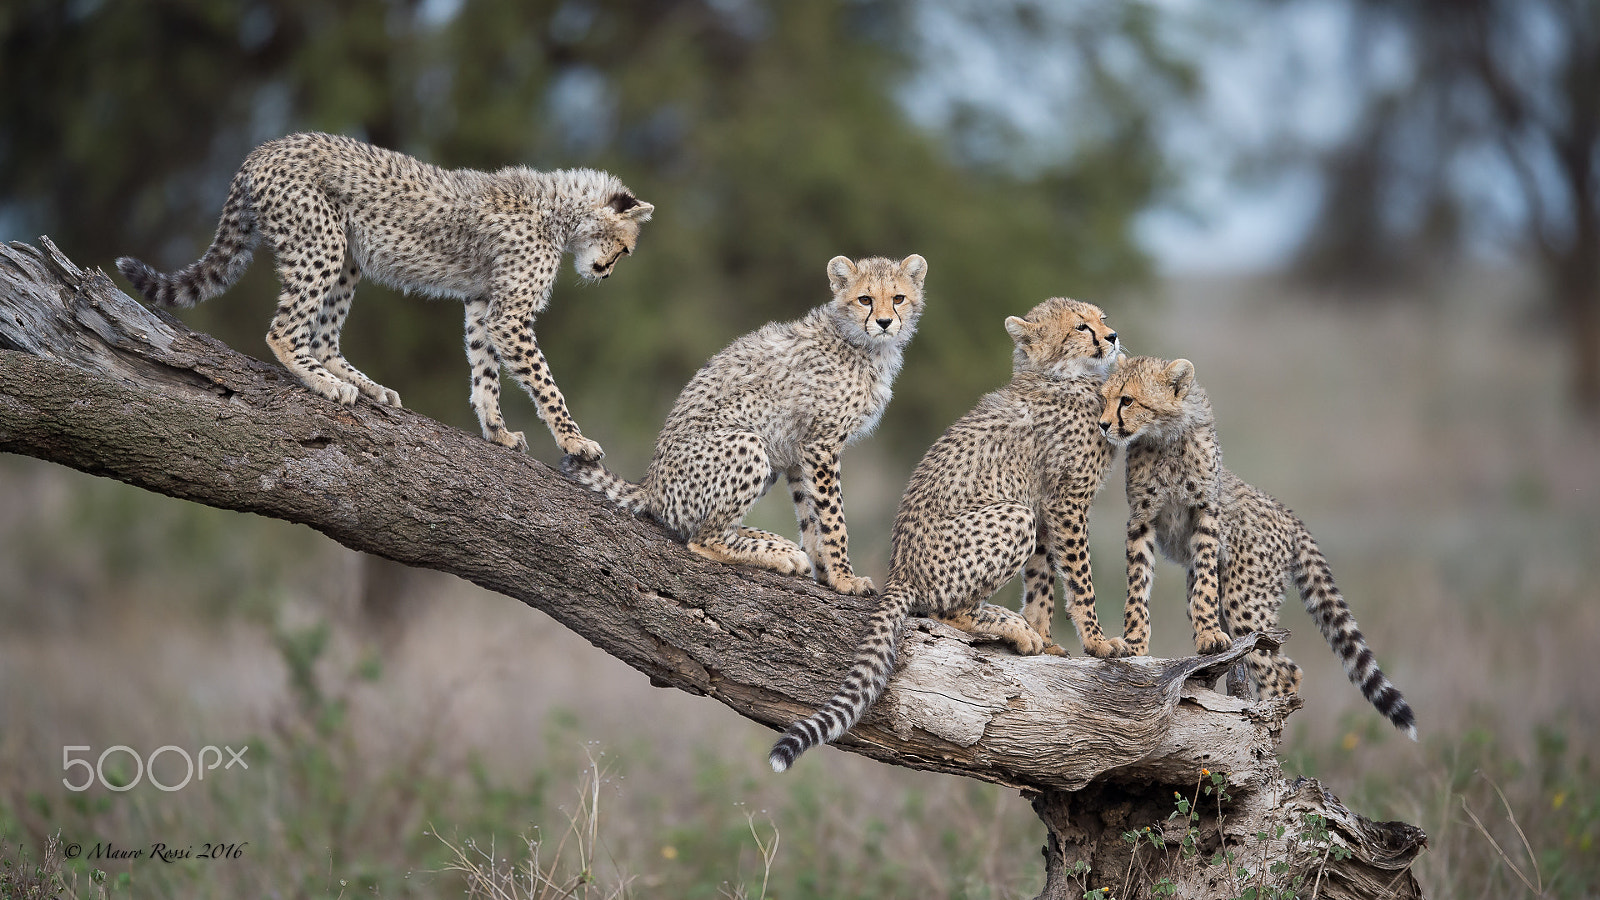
0 237 1425 897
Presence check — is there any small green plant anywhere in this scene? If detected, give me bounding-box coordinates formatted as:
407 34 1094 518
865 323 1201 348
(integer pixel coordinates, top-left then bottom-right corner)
0 831 116 900
1088 769 1378 900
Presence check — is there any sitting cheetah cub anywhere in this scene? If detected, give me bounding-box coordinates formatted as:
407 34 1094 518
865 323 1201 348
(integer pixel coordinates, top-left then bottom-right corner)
1099 356 1417 738
770 297 1127 772
563 254 926 594
116 131 653 459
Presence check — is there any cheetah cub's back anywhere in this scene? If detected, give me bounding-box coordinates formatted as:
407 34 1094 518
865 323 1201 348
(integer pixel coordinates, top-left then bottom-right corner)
1100 356 1417 739
565 254 926 596
770 297 1128 772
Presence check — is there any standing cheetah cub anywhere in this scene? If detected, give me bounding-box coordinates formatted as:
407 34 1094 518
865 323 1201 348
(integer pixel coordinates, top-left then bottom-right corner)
116 131 653 459
563 254 925 594
770 297 1127 772
1099 356 1417 738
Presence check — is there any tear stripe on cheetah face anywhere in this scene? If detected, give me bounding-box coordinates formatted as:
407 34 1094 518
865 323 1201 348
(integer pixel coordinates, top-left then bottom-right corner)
565 254 926 598
824 254 927 351
1097 355 1418 739
771 297 1129 773
114 131 652 460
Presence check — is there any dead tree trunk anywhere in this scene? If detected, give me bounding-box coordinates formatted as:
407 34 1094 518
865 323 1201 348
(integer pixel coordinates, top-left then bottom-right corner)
0 238 1425 898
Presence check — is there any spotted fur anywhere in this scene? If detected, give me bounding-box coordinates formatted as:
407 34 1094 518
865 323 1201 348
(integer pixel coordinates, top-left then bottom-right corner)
770 297 1126 772
115 131 653 459
564 254 925 594
1099 356 1417 739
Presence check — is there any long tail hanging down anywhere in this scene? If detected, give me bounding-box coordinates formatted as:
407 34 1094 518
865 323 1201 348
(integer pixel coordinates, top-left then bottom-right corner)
1291 523 1418 740
769 586 915 772
115 170 259 309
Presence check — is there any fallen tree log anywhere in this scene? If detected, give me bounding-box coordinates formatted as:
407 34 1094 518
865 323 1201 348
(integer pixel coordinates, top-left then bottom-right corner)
0 237 1425 897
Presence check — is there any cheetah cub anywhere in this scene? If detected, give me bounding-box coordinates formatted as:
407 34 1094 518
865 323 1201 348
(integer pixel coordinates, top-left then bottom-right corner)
1099 356 1417 738
563 254 926 594
770 297 1127 772
116 132 653 459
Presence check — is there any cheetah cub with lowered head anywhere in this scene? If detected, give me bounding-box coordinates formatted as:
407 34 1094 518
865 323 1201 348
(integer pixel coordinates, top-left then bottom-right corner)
564 254 926 594
116 132 652 459
770 297 1128 772
1099 356 1417 738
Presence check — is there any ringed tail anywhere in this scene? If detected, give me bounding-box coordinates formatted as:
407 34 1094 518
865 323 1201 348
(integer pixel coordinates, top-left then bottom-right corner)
1291 522 1418 740
560 454 648 515
116 170 258 309
769 585 914 772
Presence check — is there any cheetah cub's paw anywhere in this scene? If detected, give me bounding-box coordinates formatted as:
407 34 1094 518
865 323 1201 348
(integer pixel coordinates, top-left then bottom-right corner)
1041 641 1070 657
1194 629 1232 655
775 547 814 577
1082 636 1135 659
486 426 529 453
822 572 875 597
1011 628 1048 656
313 379 361 406
367 385 403 407
560 435 605 462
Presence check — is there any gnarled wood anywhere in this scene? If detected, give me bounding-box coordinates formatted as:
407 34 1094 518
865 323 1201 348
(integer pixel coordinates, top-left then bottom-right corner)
0 237 1425 897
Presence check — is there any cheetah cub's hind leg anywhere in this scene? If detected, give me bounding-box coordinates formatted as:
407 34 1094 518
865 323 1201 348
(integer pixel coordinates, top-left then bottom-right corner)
924 501 1047 656
260 194 361 406
463 296 527 451
1222 549 1303 698
309 252 402 407
679 432 811 577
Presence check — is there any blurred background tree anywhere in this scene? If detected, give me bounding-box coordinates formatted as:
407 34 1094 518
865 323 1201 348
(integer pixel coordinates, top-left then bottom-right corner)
0 0 1193 462
1256 0 1600 414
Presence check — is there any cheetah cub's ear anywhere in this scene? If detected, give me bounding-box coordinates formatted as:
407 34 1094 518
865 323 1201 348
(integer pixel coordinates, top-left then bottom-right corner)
606 192 654 221
827 256 858 292
1165 358 1196 399
1004 315 1037 343
898 253 928 288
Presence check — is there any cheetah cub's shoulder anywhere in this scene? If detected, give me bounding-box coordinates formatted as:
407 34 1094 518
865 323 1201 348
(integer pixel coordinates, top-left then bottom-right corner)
116 131 652 459
770 296 1127 772
1100 356 1417 739
565 254 926 596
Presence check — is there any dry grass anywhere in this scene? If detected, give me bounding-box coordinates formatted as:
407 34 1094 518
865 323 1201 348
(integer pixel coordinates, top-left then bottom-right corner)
1 269 1596 897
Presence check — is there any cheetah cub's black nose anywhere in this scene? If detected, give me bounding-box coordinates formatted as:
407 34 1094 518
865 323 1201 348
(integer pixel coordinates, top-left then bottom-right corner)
876 318 894 329
1107 331 1118 343
1098 421 1110 433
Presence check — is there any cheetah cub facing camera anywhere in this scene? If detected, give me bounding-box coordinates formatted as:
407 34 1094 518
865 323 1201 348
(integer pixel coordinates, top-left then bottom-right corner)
1099 356 1417 738
770 297 1128 773
563 254 926 594
116 132 653 459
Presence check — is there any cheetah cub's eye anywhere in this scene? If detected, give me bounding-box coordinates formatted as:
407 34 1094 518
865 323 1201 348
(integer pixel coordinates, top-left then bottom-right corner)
1118 395 1133 408
893 294 906 305
857 295 872 306
1076 323 1092 332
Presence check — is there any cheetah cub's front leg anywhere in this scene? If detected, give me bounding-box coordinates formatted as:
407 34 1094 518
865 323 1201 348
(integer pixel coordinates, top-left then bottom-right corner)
790 443 874 596
483 259 604 460
1043 500 1133 658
